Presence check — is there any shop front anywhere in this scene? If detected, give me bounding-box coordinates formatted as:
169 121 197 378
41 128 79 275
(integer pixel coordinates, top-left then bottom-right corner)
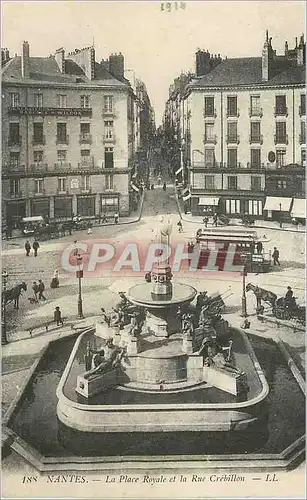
263 196 292 221
77 195 96 218
291 198 306 222
54 196 73 220
6 200 26 228
31 198 50 218
197 196 220 216
101 195 119 215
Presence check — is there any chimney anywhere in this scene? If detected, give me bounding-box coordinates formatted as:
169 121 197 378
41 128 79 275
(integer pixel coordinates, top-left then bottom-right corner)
55 47 65 73
67 46 95 80
285 41 288 56
21 41 30 78
195 49 210 77
1 48 10 65
261 30 272 81
109 53 124 79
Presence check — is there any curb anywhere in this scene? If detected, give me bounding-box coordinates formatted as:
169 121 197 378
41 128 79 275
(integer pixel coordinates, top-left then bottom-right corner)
174 188 305 234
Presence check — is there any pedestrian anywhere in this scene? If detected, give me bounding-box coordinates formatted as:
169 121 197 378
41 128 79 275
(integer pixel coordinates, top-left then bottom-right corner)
87 221 92 235
25 240 31 256
114 213 119 225
272 246 280 266
38 279 46 300
177 220 183 233
163 182 167 191
33 238 40 257
50 269 59 288
250 241 256 255
32 281 39 301
213 213 218 227
285 286 295 308
279 219 283 228
73 240 78 256
203 216 209 228
256 241 263 254
54 306 63 326
151 184 154 190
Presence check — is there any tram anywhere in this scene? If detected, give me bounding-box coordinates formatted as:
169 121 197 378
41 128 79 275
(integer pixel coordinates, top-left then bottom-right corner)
188 227 271 273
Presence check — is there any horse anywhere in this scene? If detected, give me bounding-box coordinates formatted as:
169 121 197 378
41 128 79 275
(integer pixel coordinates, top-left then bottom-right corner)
246 283 277 308
3 282 27 309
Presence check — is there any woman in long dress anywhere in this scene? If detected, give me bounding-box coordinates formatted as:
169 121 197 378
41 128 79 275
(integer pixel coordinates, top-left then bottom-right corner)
50 269 59 288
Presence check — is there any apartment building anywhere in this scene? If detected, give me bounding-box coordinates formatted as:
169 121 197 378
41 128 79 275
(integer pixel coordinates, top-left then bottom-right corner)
165 32 306 220
2 42 147 227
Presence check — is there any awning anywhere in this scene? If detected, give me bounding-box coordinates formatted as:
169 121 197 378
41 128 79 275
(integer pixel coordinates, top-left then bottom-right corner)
182 187 189 196
291 198 306 219
198 197 220 206
182 192 191 201
175 166 183 175
263 196 292 212
131 183 139 192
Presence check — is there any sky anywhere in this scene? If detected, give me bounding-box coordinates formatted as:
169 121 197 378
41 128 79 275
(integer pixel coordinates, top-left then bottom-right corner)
1 1 305 125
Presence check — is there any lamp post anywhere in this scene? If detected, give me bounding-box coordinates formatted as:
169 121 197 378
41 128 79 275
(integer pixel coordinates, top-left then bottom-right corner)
279 202 282 228
76 254 84 319
241 254 248 318
2 270 8 345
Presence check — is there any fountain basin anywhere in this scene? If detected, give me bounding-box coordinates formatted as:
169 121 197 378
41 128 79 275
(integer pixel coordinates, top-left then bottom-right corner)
127 281 197 308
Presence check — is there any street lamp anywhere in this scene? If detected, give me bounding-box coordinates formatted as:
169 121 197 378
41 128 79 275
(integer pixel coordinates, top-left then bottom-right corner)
241 254 248 318
2 270 8 345
76 254 84 319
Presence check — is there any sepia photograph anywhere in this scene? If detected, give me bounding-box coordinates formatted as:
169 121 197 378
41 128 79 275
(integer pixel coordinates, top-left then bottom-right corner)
1 1 305 498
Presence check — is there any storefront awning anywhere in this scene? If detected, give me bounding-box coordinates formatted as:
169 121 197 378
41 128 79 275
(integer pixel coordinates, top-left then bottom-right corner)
263 196 292 212
131 183 139 192
182 191 191 201
291 198 306 219
198 197 220 206
175 166 183 175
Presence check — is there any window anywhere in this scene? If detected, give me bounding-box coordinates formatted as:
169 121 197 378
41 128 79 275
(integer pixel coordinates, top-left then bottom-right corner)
105 147 114 168
82 175 90 191
277 179 287 189
58 177 67 192
104 96 113 113
81 149 90 156
204 96 215 117
9 152 20 167
250 149 261 168
57 94 67 108
275 122 287 143
10 179 20 195
34 93 43 108
276 149 286 168
251 176 261 191
57 150 67 162
301 149 306 166
227 122 238 142
300 94 306 116
204 123 214 141
80 122 91 142
104 120 114 139
9 123 20 145
275 95 287 115
204 148 215 167
250 96 261 116
54 197 72 218
227 96 238 117
34 151 43 163
105 174 114 190
300 121 306 144
204 175 215 190
35 179 44 194
248 200 263 216
227 148 237 168
33 123 44 144
250 122 261 142
57 123 67 143
10 93 20 107
81 95 90 108
225 199 240 214
77 196 95 216
227 176 237 190
101 197 118 213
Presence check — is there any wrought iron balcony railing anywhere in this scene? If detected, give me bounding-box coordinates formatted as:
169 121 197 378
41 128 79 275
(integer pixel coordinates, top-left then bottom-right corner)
32 135 46 145
8 136 22 146
249 134 263 144
274 106 288 117
274 134 288 145
249 107 263 117
226 108 240 118
79 133 92 144
226 134 240 144
299 105 306 116
203 134 217 144
203 109 217 118
56 135 69 145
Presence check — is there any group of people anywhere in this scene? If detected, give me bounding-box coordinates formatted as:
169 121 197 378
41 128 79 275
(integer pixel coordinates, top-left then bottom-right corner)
25 239 40 257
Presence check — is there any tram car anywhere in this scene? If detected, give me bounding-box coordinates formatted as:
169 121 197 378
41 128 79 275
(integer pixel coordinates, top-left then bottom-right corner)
188 227 271 273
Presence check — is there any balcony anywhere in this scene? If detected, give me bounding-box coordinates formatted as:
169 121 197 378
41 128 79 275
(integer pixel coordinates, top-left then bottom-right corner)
78 155 95 169
9 191 22 198
8 106 92 117
33 189 46 196
226 109 239 118
30 162 48 172
103 133 116 143
57 188 69 195
299 133 306 145
81 187 92 194
203 134 217 144
32 135 46 145
102 108 116 118
56 135 69 145
203 109 217 118
8 136 22 146
226 134 240 144
250 184 264 192
249 107 263 117
79 133 92 144
249 134 263 144
274 134 288 145
54 162 72 171
274 107 288 117
299 105 306 116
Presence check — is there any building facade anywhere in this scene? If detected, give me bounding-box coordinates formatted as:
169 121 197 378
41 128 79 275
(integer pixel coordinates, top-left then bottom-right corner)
2 42 152 227
164 32 306 220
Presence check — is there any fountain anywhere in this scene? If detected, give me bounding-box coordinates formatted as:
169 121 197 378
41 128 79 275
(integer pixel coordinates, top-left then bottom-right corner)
56 221 269 435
